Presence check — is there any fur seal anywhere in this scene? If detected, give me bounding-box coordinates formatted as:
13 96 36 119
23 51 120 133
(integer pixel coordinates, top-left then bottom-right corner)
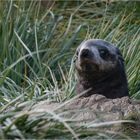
75 39 129 99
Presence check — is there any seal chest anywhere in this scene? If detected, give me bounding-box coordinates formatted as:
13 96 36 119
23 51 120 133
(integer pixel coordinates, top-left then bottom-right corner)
75 39 129 99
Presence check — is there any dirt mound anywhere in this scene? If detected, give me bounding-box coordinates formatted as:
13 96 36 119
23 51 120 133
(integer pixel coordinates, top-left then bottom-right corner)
31 94 140 134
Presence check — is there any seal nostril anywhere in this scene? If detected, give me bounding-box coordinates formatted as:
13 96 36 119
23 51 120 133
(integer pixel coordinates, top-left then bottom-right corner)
81 49 90 58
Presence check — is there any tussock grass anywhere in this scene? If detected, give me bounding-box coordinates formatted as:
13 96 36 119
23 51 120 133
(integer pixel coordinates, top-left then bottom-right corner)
0 0 140 139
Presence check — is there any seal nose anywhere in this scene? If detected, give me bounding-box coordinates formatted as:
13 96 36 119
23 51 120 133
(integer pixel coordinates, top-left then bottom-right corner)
80 49 91 58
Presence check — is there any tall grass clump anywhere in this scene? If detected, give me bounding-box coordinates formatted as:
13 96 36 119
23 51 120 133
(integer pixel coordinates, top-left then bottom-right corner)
0 0 140 139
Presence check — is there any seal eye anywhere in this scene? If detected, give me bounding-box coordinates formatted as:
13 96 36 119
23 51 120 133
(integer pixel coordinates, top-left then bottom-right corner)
99 49 109 59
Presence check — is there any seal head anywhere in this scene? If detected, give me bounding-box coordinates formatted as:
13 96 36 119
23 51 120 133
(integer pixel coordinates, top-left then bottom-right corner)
75 39 129 99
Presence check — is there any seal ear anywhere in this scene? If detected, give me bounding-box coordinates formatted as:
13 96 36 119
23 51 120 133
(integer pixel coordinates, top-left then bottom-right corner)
116 47 124 62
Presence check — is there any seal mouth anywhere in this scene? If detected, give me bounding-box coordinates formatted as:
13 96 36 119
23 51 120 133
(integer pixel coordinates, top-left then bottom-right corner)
80 59 99 72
